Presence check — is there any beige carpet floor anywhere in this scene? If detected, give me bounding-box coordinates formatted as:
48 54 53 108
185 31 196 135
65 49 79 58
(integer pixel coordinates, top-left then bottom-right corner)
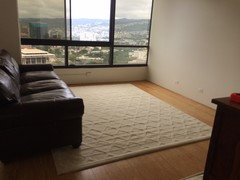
52 84 212 175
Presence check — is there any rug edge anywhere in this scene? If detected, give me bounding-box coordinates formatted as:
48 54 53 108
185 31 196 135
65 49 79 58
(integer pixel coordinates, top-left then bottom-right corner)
179 171 204 180
54 135 211 175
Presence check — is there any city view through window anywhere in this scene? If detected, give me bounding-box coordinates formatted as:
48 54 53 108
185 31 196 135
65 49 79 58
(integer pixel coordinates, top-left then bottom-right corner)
18 0 153 66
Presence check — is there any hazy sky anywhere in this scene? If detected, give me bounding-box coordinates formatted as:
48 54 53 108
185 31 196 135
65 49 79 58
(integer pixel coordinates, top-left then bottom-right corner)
115 0 152 19
18 0 152 19
18 0 65 19
71 0 110 19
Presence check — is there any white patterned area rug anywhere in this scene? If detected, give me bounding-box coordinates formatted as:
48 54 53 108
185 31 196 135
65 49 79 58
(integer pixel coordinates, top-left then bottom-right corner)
52 84 212 175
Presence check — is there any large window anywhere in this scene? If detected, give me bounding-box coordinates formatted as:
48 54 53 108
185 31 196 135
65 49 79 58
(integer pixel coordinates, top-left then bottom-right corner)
18 0 153 67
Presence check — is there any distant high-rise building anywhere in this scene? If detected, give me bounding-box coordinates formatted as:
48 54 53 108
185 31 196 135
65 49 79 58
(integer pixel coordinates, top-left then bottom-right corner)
49 28 64 39
20 25 30 38
21 48 56 64
29 22 49 39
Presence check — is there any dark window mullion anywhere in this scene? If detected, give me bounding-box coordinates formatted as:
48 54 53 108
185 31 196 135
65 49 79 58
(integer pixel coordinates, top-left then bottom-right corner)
114 45 149 48
64 0 67 40
65 46 69 67
21 38 110 46
54 64 147 69
70 0 72 41
67 0 72 67
64 0 68 67
109 0 116 66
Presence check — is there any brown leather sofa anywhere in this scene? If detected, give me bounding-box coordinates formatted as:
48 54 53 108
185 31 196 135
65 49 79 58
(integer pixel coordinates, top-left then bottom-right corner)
0 50 84 163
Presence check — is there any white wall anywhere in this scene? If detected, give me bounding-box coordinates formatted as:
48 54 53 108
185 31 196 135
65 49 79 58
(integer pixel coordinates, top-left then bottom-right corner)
55 67 147 84
0 0 21 62
148 0 240 108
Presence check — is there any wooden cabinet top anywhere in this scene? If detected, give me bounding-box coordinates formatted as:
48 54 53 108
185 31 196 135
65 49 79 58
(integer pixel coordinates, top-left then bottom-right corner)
212 97 240 111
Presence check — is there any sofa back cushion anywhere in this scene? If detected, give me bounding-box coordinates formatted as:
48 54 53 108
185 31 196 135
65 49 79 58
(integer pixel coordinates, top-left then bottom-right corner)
0 49 20 88
0 69 20 105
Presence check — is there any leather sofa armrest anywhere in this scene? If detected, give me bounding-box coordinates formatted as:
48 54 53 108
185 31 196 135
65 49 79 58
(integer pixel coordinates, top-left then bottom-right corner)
0 98 84 122
19 64 54 73
22 97 84 121
21 98 84 118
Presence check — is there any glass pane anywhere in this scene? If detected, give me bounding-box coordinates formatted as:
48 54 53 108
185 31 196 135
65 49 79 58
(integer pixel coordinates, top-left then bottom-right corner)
114 47 148 64
71 0 110 41
18 0 68 40
68 47 110 65
21 45 65 65
115 0 152 46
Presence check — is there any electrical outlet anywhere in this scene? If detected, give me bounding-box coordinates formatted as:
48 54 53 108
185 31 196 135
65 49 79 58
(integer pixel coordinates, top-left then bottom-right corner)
175 81 180 85
85 72 91 76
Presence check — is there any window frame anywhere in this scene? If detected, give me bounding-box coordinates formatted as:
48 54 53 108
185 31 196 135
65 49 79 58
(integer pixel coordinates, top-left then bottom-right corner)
20 0 154 68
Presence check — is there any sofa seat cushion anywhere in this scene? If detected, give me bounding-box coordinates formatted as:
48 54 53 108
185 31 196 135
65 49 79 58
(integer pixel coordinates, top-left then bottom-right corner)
20 79 68 96
21 89 74 103
21 71 59 84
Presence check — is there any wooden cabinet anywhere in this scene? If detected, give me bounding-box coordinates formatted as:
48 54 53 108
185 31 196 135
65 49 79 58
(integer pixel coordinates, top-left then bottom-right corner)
204 97 240 180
